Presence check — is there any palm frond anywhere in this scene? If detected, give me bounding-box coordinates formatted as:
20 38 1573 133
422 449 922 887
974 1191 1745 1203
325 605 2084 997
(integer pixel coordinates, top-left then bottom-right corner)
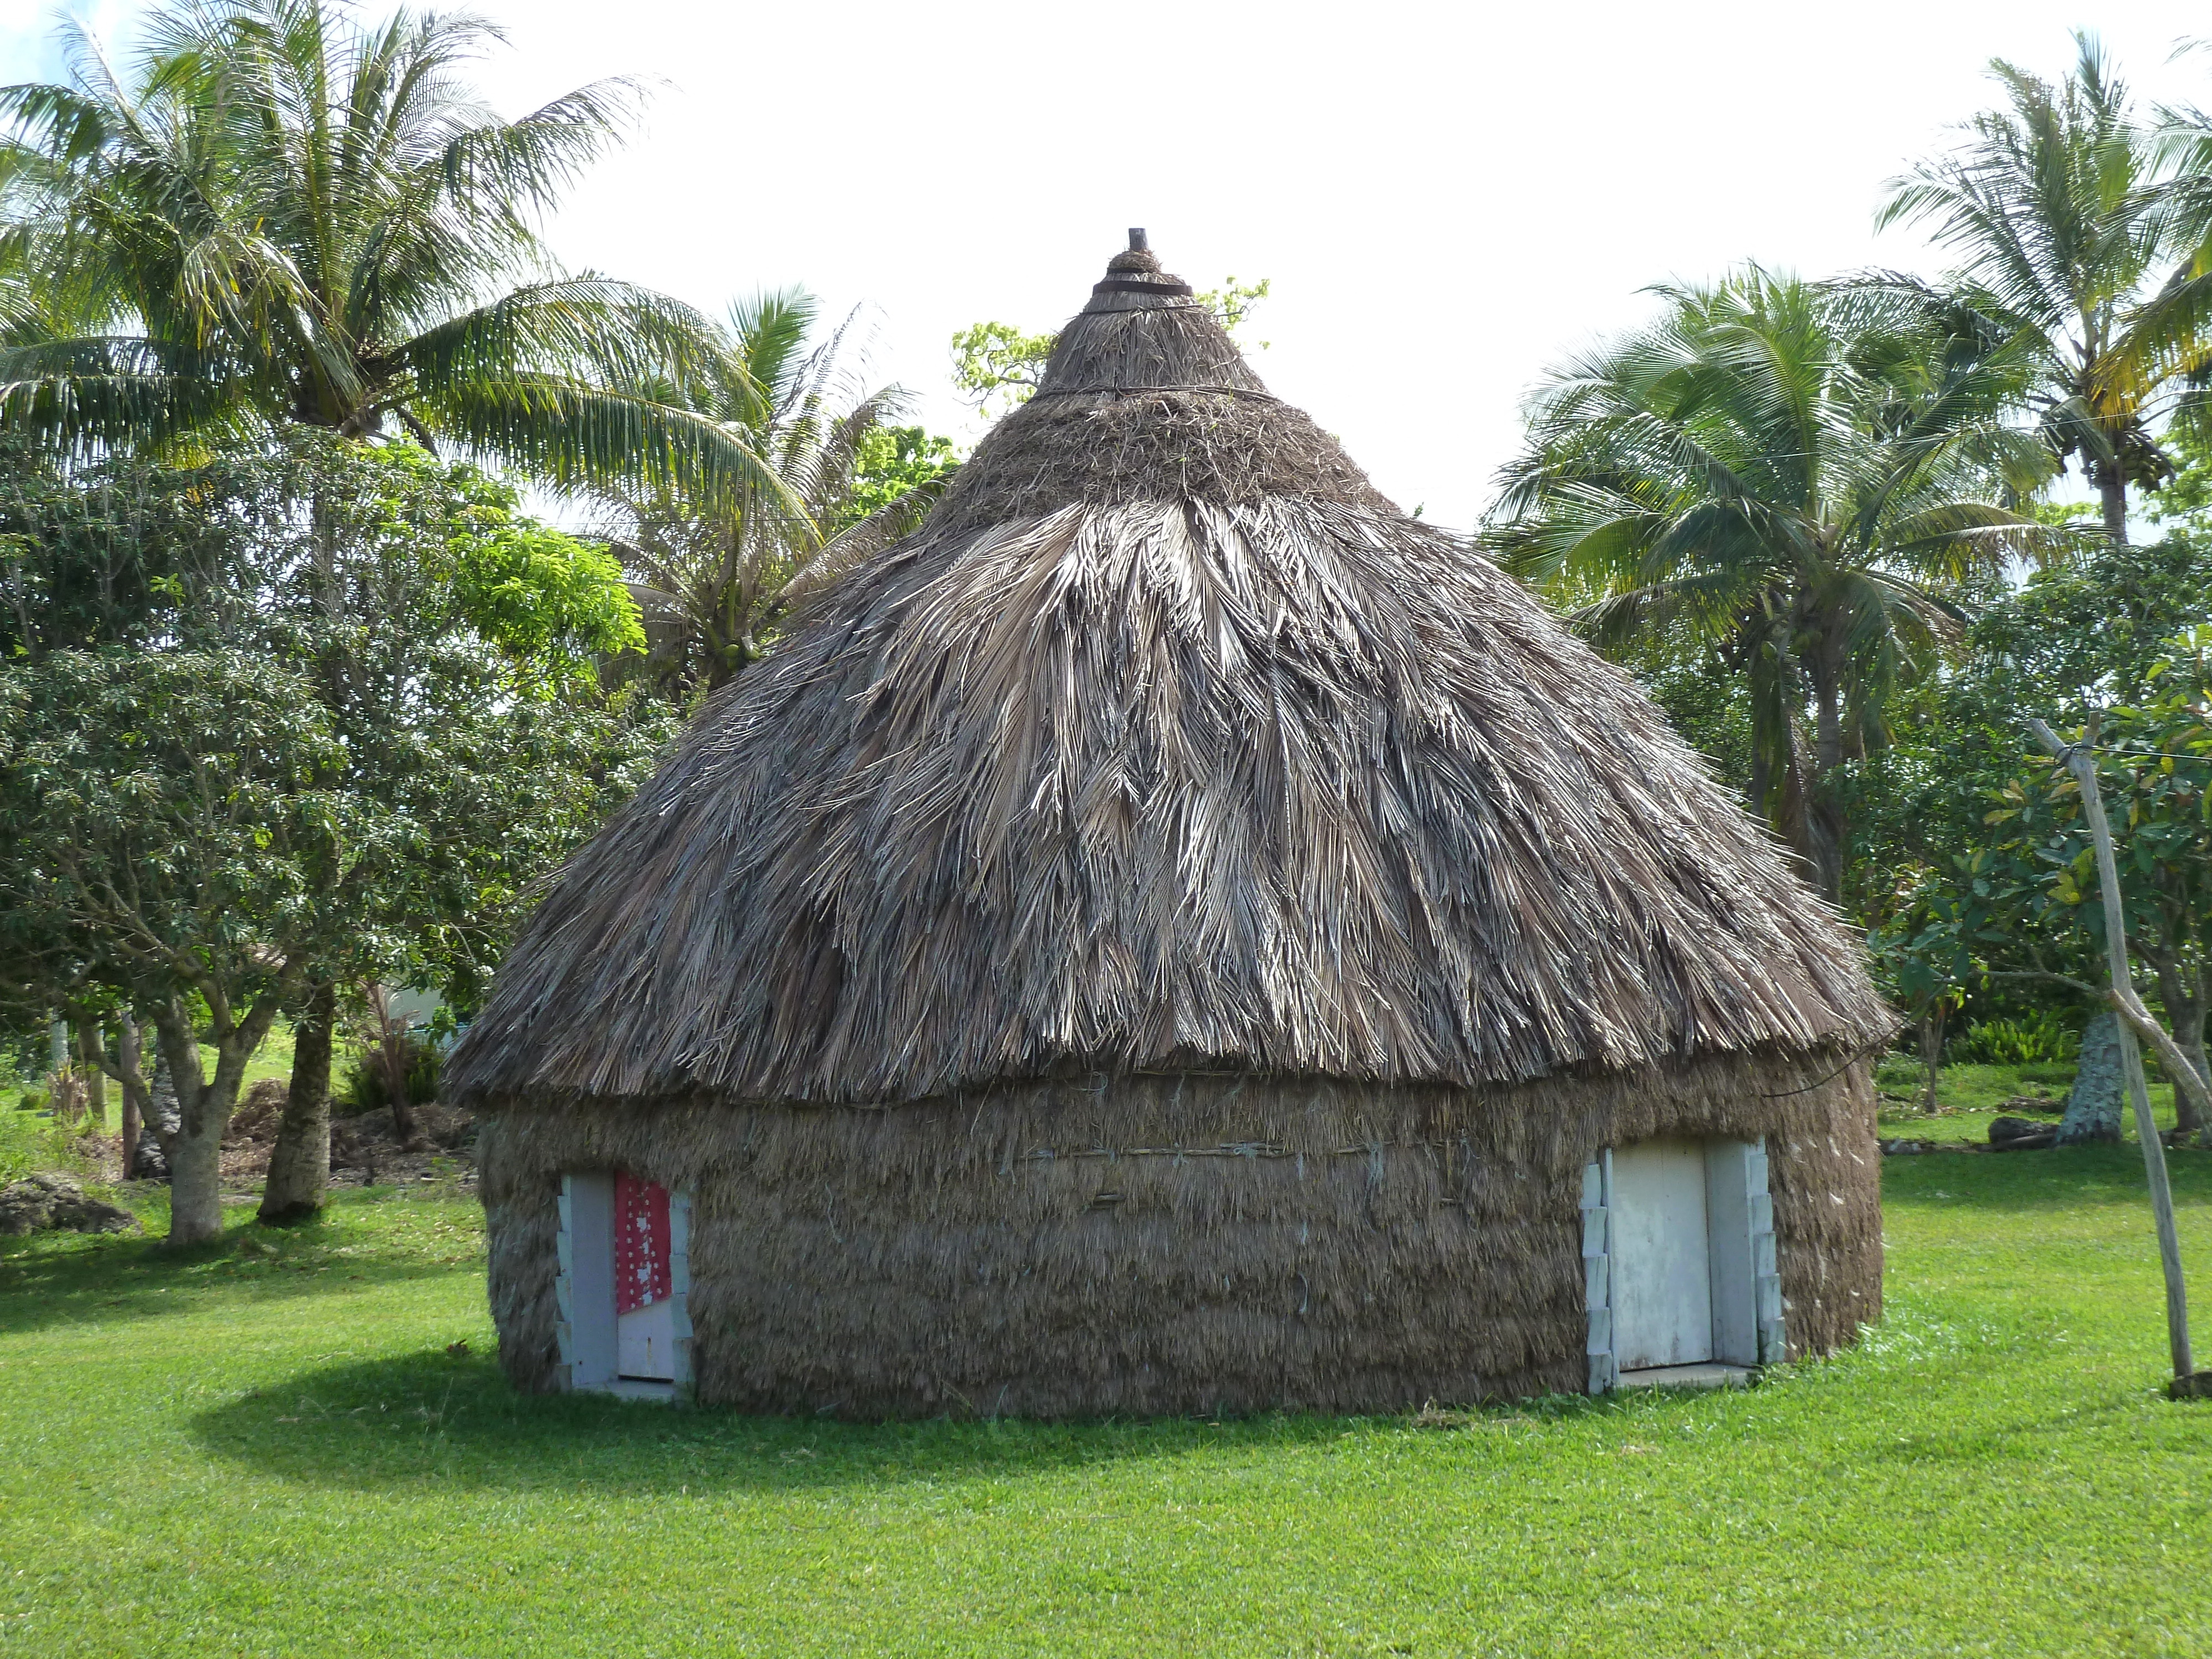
417 375 787 508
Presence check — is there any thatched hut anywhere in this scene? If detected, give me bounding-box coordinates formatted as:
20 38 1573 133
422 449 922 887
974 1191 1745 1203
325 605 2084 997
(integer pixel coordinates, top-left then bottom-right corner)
447 233 1892 1414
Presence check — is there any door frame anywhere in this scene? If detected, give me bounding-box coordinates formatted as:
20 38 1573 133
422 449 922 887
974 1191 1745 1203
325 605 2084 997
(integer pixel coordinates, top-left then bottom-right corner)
1581 1137 1785 1393
555 1171 694 1400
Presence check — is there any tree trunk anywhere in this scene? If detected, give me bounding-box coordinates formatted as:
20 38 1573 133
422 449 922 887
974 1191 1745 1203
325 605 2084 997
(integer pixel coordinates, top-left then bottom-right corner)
1805 655 1846 905
260 984 336 1224
74 1016 108 1126
2140 948 2208 1138
114 1012 147 1181
2164 993 2208 1140
1920 1006 1948 1114
151 993 281 1246
153 1011 225 1246
2098 463 2130 546
119 1083 142 1182
166 1124 225 1243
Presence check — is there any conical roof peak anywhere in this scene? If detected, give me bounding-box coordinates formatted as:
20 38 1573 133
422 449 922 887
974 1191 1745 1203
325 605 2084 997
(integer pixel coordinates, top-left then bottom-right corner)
1036 231 1262 398
1083 228 1196 314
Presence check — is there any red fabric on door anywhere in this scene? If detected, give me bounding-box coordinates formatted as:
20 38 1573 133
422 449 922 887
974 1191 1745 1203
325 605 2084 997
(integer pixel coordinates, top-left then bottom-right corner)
614 1172 671 1315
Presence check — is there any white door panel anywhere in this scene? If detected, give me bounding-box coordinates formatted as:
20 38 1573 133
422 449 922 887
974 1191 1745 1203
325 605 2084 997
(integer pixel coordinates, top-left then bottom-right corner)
1610 1138 1714 1370
617 1295 675 1380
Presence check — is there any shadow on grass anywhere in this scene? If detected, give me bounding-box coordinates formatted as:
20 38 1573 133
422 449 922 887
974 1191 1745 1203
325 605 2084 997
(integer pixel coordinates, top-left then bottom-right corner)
0 1190 481 1337
1861 1389 2169 1468
1879 1143 2212 1211
189 1348 1616 1498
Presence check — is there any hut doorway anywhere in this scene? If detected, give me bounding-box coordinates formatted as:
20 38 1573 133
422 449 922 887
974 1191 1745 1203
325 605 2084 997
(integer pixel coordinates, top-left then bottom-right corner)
555 1172 693 1399
1582 1137 1783 1391
1611 1139 1713 1369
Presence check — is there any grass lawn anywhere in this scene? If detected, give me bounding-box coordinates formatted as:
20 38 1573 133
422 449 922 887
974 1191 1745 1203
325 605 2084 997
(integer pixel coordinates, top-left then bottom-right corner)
1875 1057 2188 1147
3 1026 298 1121
2 1154 2209 1656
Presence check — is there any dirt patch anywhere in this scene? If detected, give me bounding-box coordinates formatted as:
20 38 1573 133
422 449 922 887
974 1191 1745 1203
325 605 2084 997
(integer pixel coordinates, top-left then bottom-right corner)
54 1100 479 1199
0 1173 139 1236
328 1103 477 1192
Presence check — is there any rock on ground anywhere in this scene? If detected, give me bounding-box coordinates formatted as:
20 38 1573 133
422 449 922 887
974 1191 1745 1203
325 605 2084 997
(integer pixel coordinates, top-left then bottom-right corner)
0 1173 140 1237
1990 1115 2059 1151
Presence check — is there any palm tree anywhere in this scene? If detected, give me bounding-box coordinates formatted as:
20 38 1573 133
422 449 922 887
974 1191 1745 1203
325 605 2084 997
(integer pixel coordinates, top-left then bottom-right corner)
1488 269 2053 902
0 0 774 500
1879 35 2212 544
611 288 944 699
0 0 790 1224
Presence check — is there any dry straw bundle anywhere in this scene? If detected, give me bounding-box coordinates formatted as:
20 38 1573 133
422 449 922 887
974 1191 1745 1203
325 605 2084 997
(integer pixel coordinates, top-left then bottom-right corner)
452 235 1888 1416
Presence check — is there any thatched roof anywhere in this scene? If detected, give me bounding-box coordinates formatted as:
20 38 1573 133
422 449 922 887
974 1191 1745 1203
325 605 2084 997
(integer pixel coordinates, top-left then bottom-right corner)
448 234 1889 1108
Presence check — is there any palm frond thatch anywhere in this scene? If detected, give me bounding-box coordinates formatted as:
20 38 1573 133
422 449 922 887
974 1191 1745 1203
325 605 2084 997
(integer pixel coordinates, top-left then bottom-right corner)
449 244 1888 1109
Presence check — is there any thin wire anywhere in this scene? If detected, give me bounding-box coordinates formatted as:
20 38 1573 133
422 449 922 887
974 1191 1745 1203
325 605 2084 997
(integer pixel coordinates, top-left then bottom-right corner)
1758 1030 1902 1099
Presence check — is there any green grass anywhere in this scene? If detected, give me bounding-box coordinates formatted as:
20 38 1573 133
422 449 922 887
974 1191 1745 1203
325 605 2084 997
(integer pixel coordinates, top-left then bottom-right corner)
1875 1057 2188 1146
2 1156 2209 1657
0 1107 88 1186
222 1022 298 1093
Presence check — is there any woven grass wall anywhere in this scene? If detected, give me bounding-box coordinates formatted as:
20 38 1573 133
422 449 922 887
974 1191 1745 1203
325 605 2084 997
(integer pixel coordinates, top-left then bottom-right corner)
479 1047 1877 1417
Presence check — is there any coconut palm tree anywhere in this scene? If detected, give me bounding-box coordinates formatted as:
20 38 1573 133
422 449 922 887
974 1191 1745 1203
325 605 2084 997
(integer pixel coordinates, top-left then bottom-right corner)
611 288 944 699
0 0 773 500
1878 35 2212 545
1488 269 2054 902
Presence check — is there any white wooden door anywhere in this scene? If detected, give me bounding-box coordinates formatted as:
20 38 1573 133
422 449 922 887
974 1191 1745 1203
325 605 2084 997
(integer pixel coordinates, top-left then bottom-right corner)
1609 1139 1713 1370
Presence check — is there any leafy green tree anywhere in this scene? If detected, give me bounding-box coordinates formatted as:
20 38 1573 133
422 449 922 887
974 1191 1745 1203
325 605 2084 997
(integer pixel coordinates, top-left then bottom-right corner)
1849 424 2212 912
951 276 1271 416
0 435 669 1238
1854 492 2212 1130
0 437 227 654
1969 639 2212 1138
1879 35 2212 544
1489 267 2054 901
947 320 1059 420
2 648 348 1241
838 424 958 531
0 0 775 502
609 289 947 700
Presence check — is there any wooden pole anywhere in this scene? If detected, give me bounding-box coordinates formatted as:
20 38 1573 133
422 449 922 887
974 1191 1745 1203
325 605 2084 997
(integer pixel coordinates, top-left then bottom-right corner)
2029 717 2196 1391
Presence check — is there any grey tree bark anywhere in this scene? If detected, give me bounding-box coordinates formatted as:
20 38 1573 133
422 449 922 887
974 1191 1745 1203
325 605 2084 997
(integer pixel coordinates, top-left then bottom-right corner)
2055 1012 2125 1145
151 992 281 1245
260 984 336 1224
2096 461 2129 546
73 1016 107 1126
1806 652 1846 905
114 1013 148 1181
1919 1006 1948 1114
2140 949 2208 1138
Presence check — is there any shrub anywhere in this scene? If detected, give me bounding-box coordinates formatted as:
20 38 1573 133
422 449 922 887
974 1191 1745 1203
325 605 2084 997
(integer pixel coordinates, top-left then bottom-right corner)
1947 1011 2081 1066
336 1037 442 1116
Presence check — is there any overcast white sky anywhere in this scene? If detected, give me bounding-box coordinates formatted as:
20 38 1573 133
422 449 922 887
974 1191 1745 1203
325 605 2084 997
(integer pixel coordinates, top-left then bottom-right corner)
6 1 2211 530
